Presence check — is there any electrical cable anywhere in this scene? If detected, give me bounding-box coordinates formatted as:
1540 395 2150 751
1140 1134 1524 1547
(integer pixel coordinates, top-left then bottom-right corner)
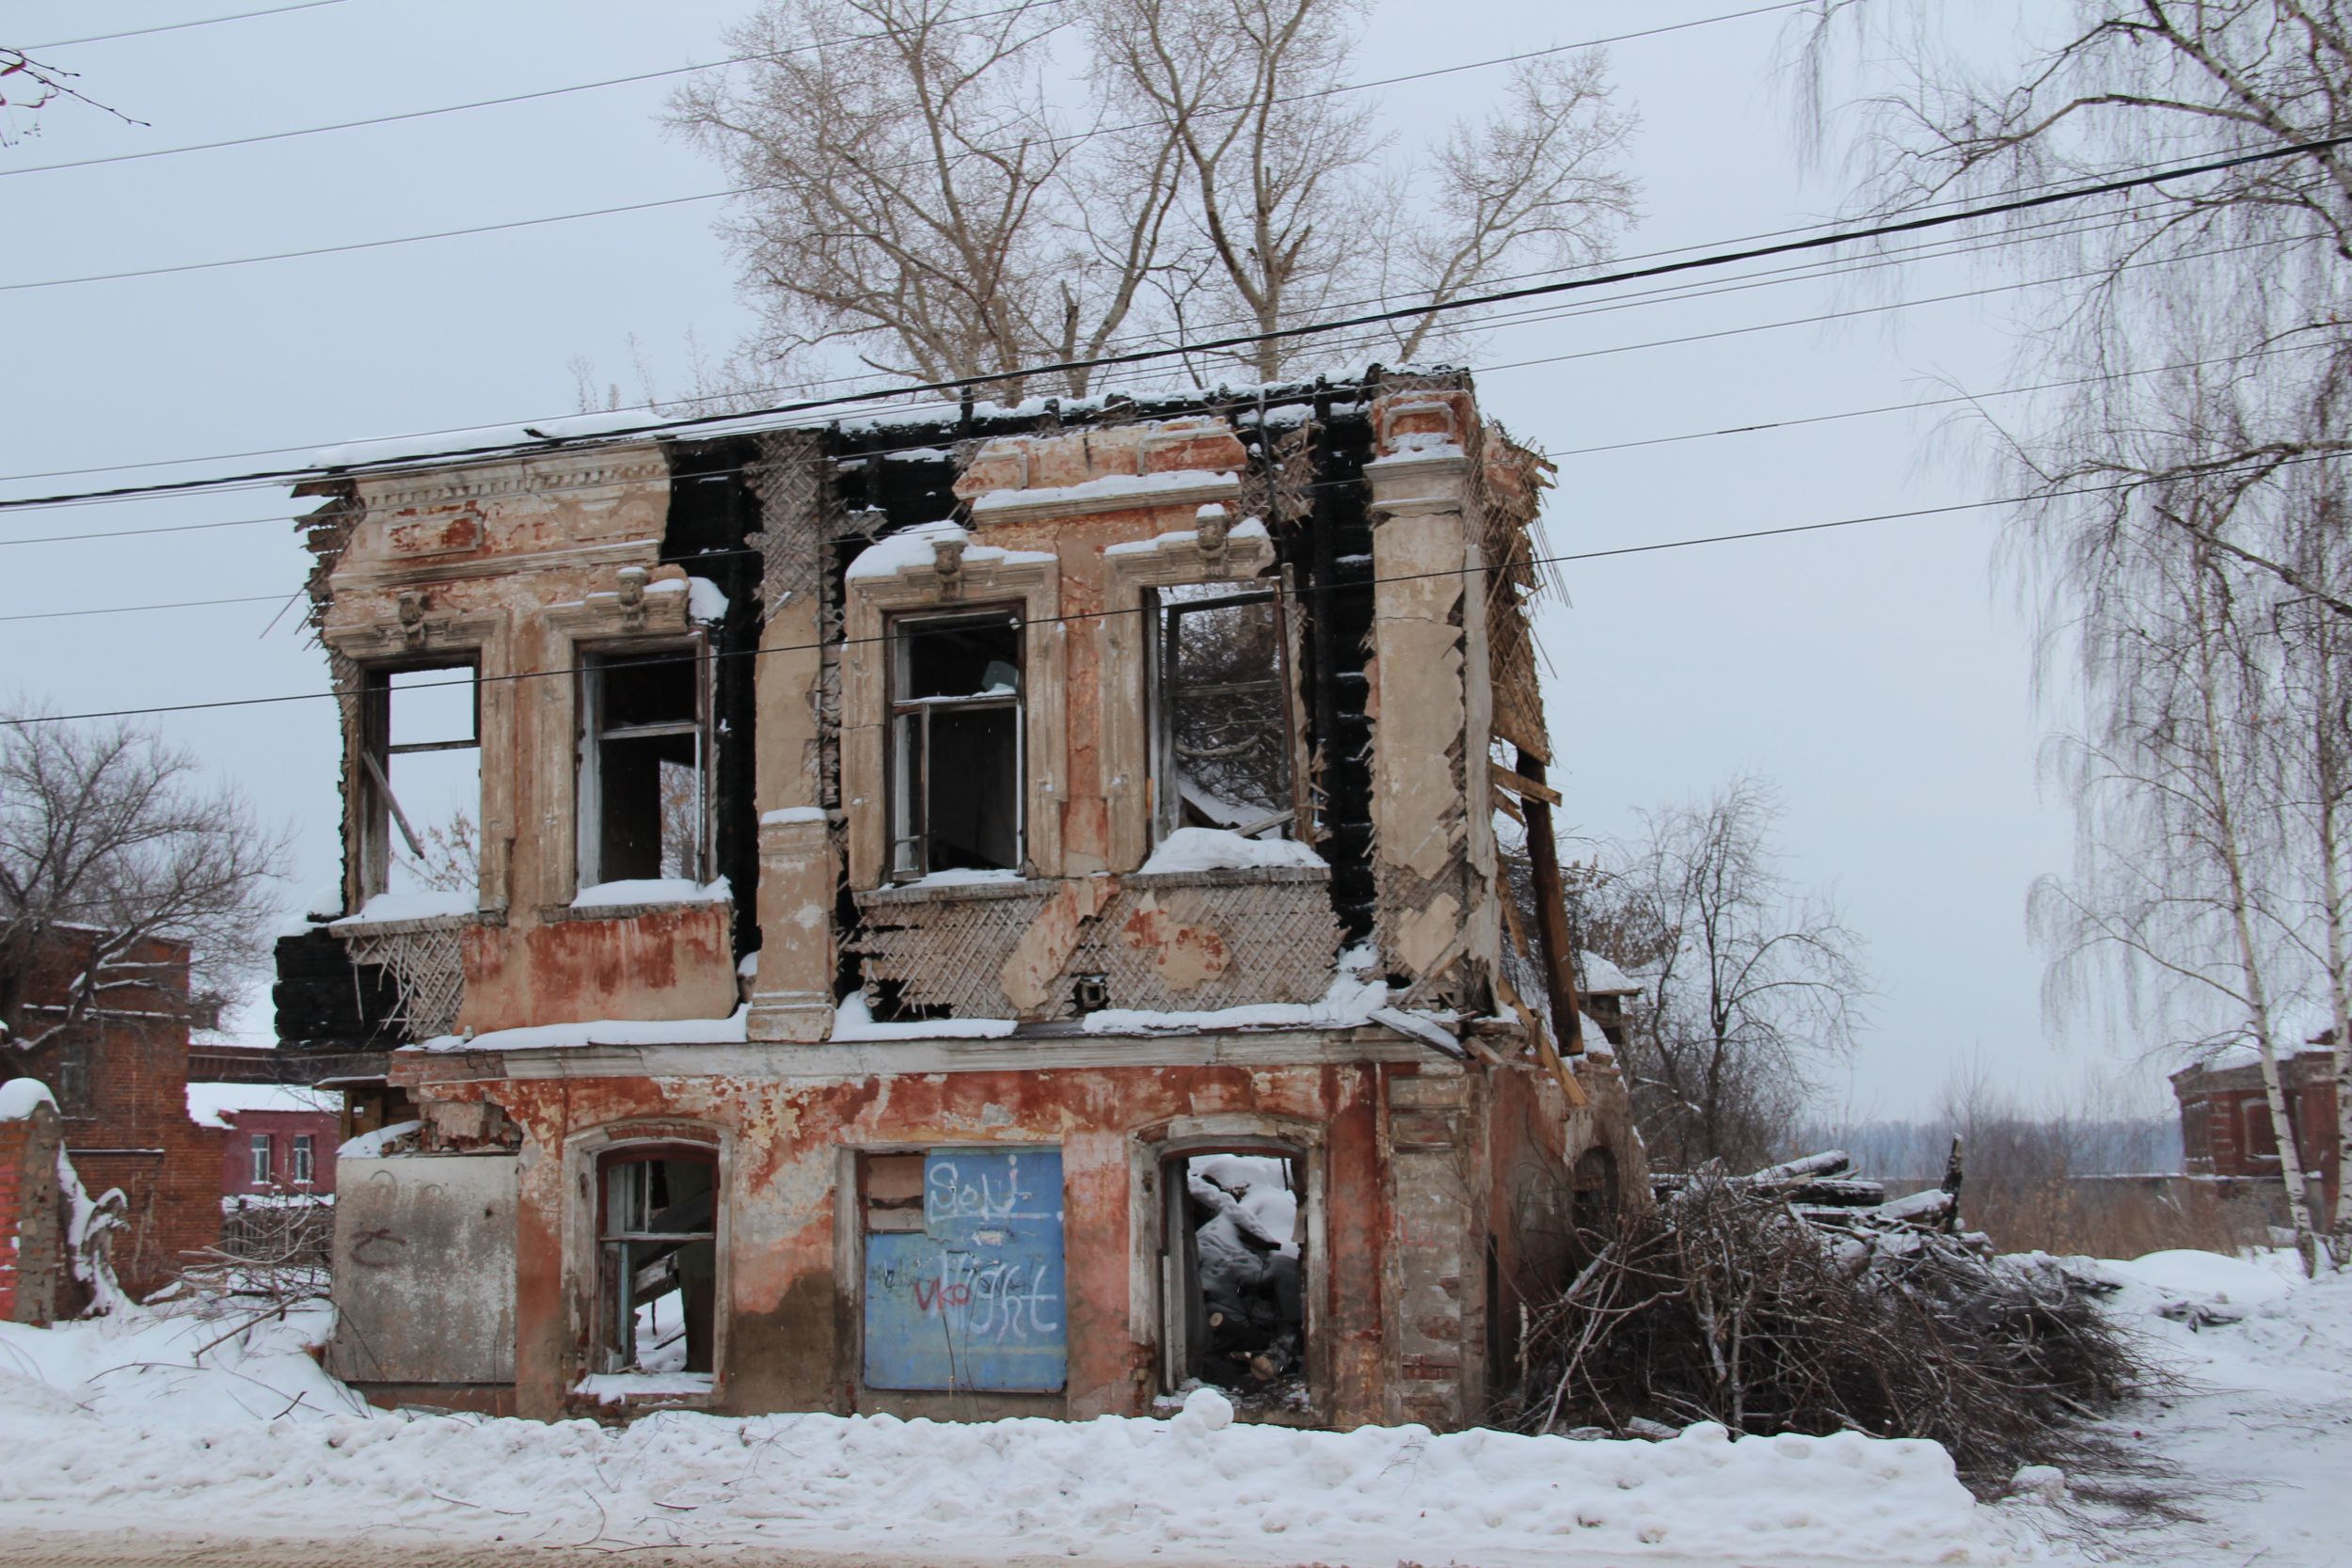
3 0 1073 178
5 446 2337 726
4 156 2314 531
0 198 2168 533
0 182 2139 493
25 1 352 51
7 134 2340 516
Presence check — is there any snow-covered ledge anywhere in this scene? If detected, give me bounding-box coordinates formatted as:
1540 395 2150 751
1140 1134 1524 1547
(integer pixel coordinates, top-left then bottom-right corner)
327 888 484 935
544 876 732 924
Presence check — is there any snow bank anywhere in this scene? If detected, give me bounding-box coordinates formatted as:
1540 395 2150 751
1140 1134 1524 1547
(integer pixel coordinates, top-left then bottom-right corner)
409 1008 749 1054
2101 1248 2296 1307
1138 827 1323 875
185 1083 340 1129
331 888 476 926
0 1311 2010 1567
569 875 730 911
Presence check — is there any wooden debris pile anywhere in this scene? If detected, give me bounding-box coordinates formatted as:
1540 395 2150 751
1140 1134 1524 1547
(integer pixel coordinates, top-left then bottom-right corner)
1502 1150 2156 1489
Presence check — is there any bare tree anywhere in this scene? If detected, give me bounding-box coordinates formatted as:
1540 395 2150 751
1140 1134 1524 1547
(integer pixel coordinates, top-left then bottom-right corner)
0 708 287 1066
1585 777 1867 1171
0 47 140 145
671 0 1182 400
671 0 1637 392
1804 1 2352 1269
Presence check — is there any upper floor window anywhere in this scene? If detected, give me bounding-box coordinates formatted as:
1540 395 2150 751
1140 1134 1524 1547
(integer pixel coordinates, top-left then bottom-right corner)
359 663 481 898
578 646 708 889
291 1133 315 1186
248 1132 273 1186
888 610 1023 880
1151 583 1295 842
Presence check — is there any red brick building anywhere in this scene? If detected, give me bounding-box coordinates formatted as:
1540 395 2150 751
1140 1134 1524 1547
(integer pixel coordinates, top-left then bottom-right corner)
3 929 224 1300
190 1083 343 1198
2172 1041 2343 1217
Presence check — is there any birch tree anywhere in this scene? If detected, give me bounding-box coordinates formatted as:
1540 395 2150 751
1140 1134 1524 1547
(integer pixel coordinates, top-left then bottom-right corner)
0 709 286 1070
672 0 1638 391
1804 0 2352 1269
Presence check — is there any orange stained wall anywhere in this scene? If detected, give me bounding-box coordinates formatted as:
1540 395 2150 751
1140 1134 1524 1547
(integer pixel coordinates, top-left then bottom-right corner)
429 1058 1396 1424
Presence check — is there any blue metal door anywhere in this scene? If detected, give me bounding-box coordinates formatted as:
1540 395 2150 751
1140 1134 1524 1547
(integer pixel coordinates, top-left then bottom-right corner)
863 1148 1066 1393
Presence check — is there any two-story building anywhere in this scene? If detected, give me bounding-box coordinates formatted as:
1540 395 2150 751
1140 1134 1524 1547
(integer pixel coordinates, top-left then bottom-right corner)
294 366 1645 1429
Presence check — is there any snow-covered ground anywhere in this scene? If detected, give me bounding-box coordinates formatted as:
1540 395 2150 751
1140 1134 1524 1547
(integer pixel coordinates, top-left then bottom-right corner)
2040 1248 2352 1568
0 1248 2343 1567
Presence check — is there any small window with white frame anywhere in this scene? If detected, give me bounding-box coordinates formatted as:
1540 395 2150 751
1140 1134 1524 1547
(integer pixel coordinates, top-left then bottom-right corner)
1151 582 1295 841
291 1133 315 1186
578 645 709 890
248 1132 273 1187
888 609 1024 880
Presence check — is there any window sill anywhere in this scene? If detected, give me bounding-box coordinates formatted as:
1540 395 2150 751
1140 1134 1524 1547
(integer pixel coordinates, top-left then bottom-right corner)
546 880 733 924
328 910 485 939
855 875 1047 908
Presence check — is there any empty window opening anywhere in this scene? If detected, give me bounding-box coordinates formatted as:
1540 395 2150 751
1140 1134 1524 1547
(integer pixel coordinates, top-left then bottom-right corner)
248 1132 273 1186
359 664 482 899
1152 585 1295 841
580 648 708 889
597 1148 718 1376
291 1134 315 1186
888 610 1023 879
1164 1150 1307 1410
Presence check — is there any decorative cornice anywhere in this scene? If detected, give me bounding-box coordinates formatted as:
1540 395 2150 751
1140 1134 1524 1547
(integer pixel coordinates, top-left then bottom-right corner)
348 448 670 515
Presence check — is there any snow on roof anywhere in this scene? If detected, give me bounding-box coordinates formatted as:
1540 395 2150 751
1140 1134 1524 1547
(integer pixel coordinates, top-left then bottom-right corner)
1 1078 58 1120
1579 950 1640 995
186 1083 341 1129
968 467 1239 519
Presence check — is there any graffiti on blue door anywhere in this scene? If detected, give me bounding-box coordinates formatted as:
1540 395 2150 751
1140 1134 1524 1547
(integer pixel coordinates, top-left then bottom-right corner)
864 1148 1066 1393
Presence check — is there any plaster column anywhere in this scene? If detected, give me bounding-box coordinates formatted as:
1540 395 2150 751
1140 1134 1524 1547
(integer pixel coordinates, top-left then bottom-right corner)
1360 387 1499 1006
748 592 837 1042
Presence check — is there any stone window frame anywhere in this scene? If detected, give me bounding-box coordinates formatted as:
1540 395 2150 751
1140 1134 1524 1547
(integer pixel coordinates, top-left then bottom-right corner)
543 578 721 913
1098 521 1293 873
324 607 511 917
882 604 1029 882
843 547 1061 891
1129 1112 1330 1416
561 1120 733 1405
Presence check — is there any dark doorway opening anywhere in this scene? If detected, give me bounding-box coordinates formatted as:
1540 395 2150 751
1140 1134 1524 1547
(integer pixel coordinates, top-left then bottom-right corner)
1163 1149 1308 1412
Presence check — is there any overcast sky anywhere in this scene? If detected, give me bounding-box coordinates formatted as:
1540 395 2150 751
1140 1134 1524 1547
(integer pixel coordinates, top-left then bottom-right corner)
2 0 2147 1117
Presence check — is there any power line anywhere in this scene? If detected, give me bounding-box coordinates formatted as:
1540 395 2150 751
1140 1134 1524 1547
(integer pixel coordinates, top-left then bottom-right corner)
6 336 2307 556
6 449 2337 726
3 0 1069 179
1 181 2117 495
8 133 2336 517
0 2 1806 277
0 197 2145 523
0 593 286 624
26 1 352 51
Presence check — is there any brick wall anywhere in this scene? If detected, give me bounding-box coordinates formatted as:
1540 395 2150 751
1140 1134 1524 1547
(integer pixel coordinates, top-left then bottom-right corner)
1 1094 66 1324
12 931 226 1301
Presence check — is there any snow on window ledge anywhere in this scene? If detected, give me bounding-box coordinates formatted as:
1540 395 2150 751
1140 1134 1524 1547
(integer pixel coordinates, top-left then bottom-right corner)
555 877 732 920
329 889 480 930
572 1371 717 1406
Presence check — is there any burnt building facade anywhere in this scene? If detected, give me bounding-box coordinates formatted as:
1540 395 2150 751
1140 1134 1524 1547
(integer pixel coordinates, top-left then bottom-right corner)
294 367 1645 1427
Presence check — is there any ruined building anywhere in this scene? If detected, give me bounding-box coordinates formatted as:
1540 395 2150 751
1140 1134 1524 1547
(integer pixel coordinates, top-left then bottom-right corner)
287 366 1646 1425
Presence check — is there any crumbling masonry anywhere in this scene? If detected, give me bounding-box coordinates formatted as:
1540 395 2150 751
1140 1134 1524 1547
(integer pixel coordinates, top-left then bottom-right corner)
282 366 1647 1426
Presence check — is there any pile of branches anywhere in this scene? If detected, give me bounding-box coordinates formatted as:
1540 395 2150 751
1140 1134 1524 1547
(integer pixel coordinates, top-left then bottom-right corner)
1502 1154 2159 1486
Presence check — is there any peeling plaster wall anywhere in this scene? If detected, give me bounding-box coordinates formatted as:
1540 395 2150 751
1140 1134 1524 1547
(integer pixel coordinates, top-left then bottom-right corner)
399 1052 1422 1426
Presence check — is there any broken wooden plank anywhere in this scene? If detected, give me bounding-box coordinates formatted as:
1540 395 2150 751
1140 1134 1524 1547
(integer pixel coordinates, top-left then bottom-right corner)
1490 764 1563 808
